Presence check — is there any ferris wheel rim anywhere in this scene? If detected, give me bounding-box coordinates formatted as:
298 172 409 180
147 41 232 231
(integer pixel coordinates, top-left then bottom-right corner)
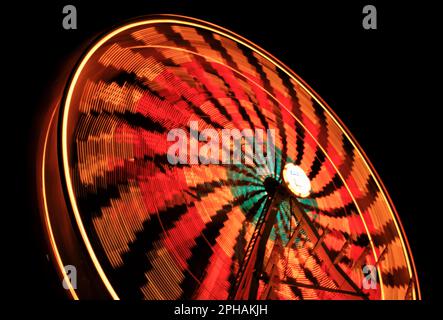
54 14 420 300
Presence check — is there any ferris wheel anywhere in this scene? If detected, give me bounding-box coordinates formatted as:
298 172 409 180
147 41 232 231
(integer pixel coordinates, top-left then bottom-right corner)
39 15 420 300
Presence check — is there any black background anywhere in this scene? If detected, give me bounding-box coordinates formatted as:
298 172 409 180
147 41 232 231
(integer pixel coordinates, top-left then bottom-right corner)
6 0 437 307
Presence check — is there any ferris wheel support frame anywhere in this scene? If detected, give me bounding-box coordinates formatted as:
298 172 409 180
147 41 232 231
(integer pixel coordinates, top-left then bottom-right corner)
231 182 371 300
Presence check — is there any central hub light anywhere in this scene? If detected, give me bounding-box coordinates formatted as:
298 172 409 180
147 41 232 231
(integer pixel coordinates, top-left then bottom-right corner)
282 163 311 198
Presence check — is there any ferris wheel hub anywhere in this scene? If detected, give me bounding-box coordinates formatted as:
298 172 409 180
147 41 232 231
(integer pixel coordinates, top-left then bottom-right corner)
263 176 281 196
282 163 311 198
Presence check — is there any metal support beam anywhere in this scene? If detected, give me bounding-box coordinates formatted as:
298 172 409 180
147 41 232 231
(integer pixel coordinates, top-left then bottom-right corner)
230 189 283 300
280 278 368 299
289 197 366 298
248 193 282 299
333 238 351 264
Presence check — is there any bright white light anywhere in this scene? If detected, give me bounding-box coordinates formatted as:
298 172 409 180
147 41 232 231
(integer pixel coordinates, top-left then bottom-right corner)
282 163 311 198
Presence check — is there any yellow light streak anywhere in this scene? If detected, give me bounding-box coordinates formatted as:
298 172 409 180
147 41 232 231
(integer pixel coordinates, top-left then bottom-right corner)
42 106 79 300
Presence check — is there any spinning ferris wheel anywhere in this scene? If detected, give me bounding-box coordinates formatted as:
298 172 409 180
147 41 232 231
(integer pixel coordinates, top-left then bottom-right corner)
39 15 420 300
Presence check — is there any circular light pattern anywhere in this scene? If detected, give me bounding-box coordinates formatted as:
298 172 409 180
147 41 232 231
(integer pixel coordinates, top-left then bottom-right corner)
283 163 311 198
40 15 420 300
